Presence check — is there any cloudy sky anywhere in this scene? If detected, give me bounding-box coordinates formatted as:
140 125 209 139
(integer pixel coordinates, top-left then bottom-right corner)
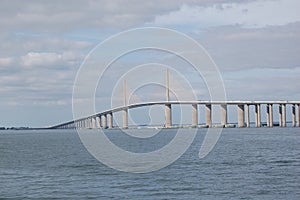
0 0 299 127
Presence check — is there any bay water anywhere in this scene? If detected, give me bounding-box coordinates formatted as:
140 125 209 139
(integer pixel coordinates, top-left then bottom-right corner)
0 128 299 199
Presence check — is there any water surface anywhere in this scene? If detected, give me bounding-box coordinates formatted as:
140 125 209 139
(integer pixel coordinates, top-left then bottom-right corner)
0 128 299 199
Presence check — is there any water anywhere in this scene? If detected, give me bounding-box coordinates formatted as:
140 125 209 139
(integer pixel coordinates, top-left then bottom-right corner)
0 128 299 199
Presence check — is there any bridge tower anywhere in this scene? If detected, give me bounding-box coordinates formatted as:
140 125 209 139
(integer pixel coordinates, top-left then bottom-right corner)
123 80 128 129
165 68 172 128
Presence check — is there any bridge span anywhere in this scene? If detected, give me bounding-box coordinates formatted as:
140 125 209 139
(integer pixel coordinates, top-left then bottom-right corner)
50 100 300 129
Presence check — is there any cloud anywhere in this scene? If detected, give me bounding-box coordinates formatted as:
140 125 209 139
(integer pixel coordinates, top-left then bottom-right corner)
196 23 300 70
0 0 260 33
0 0 177 31
223 67 300 100
152 0 300 29
21 52 62 68
0 66 75 107
19 51 83 69
0 57 14 67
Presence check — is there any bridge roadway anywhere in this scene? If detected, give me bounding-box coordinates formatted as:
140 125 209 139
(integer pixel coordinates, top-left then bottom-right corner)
51 100 300 129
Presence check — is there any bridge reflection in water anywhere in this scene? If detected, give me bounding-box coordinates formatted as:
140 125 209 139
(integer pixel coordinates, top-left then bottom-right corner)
51 100 300 129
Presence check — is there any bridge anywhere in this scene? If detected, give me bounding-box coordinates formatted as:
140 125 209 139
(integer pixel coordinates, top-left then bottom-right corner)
51 70 300 129
50 100 300 129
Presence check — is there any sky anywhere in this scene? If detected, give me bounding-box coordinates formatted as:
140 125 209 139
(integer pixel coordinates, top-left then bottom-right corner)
0 0 300 127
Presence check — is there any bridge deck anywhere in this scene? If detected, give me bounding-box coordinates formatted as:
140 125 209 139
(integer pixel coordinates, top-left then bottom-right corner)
50 100 300 128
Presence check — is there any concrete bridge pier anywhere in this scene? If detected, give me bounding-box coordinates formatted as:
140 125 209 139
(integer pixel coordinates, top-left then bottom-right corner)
89 118 93 128
282 104 286 127
298 104 300 127
245 104 250 128
81 120 84 128
85 118 88 128
88 118 91 128
221 104 227 126
192 104 198 128
292 104 296 127
279 104 282 127
96 116 101 128
101 114 107 129
82 119 86 129
237 104 245 128
205 104 212 127
165 104 172 128
92 117 96 128
86 118 91 128
123 108 128 129
107 113 113 129
255 104 261 127
266 104 270 127
269 104 273 127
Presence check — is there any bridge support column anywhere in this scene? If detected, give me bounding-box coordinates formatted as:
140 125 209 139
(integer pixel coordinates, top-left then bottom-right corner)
279 104 282 127
96 116 101 128
205 104 212 127
87 119 91 128
192 104 198 128
92 117 96 129
298 104 300 127
81 120 84 129
74 121 77 129
221 104 227 126
101 114 107 129
266 104 270 127
123 109 128 129
84 119 88 128
255 104 261 127
89 118 92 128
165 104 172 128
245 104 250 127
82 119 86 129
87 118 91 128
238 104 245 128
90 118 94 128
268 104 273 127
282 104 286 127
292 104 296 127
107 113 113 129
